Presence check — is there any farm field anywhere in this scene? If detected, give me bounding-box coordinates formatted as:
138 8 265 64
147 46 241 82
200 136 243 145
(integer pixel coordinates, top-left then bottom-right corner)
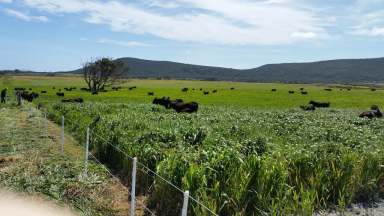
1 75 384 109
0 75 384 215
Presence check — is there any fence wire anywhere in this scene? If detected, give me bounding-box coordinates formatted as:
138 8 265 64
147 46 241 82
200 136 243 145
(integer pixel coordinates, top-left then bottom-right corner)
46 112 219 216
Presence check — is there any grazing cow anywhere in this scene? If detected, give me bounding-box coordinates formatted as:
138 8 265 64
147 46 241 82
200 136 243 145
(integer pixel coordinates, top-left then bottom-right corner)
300 88 304 91
169 101 198 113
300 104 315 111
199 88 203 91
29 88 32 90
129 86 137 90
230 87 235 90
288 91 295 94
41 91 47 94
92 92 98 95
371 88 377 92
271 89 277 92
56 92 64 97
52 87 56 90
347 88 351 91
192 88 195 91
153 97 183 109
152 97 169 108
62 98 84 103
324 88 332 91
203 91 209 95
359 105 383 119
301 91 308 95
212 90 218 93
148 92 154 96
20 91 39 102
112 87 121 91
309 100 330 108
182 88 189 92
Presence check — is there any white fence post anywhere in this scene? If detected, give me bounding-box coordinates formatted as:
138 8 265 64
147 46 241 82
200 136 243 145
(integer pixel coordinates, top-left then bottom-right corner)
61 116 64 154
84 127 90 178
130 157 137 216
181 191 190 216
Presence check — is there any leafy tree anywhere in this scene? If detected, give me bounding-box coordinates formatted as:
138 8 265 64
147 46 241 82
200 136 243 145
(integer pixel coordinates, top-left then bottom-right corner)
82 58 127 93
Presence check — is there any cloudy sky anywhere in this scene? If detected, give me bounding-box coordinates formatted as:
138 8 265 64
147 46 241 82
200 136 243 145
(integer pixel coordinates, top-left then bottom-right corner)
1 0 384 71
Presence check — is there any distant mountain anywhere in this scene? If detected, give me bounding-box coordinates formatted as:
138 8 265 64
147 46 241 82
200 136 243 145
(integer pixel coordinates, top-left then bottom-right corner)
3 57 384 83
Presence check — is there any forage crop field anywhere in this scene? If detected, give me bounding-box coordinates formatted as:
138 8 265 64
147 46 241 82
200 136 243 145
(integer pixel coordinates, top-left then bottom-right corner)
45 103 384 215
1 75 384 215
1 75 384 108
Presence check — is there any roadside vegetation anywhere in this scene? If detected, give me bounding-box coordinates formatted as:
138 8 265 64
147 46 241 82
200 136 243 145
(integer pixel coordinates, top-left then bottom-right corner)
0 105 131 216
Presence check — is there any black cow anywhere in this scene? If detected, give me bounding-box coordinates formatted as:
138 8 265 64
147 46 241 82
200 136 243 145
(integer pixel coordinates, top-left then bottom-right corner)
309 100 330 108
271 89 277 92
212 90 218 93
182 88 189 92
56 92 65 97
20 91 39 102
359 105 382 119
230 87 235 90
148 92 154 96
301 91 308 95
129 86 137 90
324 88 332 91
371 88 377 92
171 102 198 113
62 98 84 103
288 91 295 94
41 91 47 94
203 91 209 95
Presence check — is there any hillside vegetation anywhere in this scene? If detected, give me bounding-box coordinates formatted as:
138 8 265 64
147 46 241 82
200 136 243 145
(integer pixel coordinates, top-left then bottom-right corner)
2 57 384 83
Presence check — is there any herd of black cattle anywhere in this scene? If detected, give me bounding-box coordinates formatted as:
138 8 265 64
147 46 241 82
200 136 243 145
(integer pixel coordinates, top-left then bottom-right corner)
7 86 382 118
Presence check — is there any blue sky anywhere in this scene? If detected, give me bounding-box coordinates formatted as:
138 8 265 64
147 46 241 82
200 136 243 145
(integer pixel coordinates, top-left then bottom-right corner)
0 0 384 71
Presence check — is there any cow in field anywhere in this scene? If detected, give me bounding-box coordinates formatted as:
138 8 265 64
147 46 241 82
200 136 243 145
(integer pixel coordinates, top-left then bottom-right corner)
359 105 382 119
288 91 295 94
203 91 209 95
62 98 84 103
56 92 64 97
148 92 154 96
309 100 330 108
301 91 308 95
170 101 198 113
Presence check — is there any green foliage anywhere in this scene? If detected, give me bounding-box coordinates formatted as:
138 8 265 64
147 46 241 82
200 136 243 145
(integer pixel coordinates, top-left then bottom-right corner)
46 102 384 215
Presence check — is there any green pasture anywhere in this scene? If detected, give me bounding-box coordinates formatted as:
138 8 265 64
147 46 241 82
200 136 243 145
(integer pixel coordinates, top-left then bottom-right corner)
0 75 383 109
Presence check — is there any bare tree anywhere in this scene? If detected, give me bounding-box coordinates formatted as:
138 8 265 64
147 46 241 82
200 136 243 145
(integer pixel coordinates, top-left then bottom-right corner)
82 58 126 93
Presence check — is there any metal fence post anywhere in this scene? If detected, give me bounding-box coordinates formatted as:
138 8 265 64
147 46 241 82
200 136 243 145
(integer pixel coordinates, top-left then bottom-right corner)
84 127 90 178
130 157 137 216
44 113 48 137
61 116 64 154
181 191 190 216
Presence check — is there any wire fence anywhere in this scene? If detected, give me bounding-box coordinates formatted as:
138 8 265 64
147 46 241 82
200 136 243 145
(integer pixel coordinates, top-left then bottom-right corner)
35 107 219 216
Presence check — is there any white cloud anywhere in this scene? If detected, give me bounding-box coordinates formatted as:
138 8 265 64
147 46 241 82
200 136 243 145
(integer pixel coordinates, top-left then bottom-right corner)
97 38 151 47
4 8 49 22
21 0 328 45
291 31 317 39
352 26 384 36
0 0 13 3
